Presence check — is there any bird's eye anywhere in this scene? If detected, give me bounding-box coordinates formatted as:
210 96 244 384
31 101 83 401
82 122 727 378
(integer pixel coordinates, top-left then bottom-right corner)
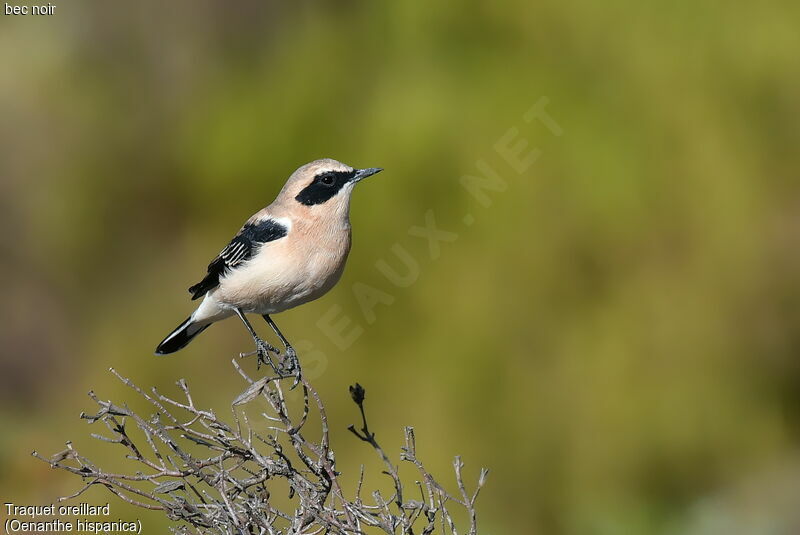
320 174 335 186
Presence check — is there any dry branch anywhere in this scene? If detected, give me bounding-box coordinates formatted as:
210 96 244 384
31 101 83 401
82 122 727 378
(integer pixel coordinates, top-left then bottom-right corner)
34 357 487 534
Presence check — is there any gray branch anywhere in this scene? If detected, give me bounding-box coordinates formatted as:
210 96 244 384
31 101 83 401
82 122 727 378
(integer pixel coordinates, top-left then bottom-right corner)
33 358 487 534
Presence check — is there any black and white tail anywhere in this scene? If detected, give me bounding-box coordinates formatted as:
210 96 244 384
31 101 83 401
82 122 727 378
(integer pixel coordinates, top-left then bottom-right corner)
155 316 210 355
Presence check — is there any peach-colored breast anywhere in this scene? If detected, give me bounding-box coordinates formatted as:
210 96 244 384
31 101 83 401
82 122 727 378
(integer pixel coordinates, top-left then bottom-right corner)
212 214 352 314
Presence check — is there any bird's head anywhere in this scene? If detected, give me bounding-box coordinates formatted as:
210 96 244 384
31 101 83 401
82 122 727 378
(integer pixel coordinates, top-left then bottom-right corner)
277 159 382 218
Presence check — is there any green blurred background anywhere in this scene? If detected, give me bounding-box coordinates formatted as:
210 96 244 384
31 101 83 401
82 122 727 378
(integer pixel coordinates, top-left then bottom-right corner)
1 1 799 533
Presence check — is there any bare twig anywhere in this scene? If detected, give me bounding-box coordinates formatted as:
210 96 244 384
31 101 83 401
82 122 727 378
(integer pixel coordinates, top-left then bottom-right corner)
35 357 487 534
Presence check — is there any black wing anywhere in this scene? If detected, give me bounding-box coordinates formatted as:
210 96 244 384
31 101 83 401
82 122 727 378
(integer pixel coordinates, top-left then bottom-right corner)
188 218 288 300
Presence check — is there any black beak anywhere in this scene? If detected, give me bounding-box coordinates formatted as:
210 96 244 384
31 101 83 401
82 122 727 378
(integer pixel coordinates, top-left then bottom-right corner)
352 167 383 182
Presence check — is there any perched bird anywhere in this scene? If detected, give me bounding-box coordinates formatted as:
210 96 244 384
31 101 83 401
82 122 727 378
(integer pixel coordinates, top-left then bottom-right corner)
155 159 382 371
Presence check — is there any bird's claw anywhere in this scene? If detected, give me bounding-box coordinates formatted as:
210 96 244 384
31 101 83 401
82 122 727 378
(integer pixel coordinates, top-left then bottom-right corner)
240 340 301 388
276 347 301 389
252 339 280 371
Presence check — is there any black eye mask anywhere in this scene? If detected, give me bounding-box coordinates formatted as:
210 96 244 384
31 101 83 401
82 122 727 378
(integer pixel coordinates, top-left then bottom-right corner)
295 170 356 206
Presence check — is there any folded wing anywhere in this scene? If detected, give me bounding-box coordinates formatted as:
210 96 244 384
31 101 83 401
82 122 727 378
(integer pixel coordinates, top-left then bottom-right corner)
188 218 289 300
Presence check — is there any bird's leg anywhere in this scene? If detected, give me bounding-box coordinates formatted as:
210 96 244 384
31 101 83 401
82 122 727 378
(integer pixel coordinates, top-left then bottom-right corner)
234 308 278 371
262 315 296 359
262 315 300 382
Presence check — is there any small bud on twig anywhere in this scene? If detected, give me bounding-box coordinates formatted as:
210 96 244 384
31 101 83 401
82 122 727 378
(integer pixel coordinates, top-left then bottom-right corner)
349 383 365 405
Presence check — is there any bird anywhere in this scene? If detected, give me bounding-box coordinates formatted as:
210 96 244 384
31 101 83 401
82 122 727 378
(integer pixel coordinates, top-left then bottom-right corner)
154 158 383 373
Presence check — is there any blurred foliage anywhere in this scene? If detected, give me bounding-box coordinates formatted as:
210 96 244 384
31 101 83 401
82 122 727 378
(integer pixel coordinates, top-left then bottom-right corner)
1 1 799 533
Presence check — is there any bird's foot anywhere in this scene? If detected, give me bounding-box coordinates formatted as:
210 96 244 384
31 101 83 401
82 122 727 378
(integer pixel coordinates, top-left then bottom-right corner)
238 340 299 385
276 346 301 389
256 338 281 371
239 338 281 372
